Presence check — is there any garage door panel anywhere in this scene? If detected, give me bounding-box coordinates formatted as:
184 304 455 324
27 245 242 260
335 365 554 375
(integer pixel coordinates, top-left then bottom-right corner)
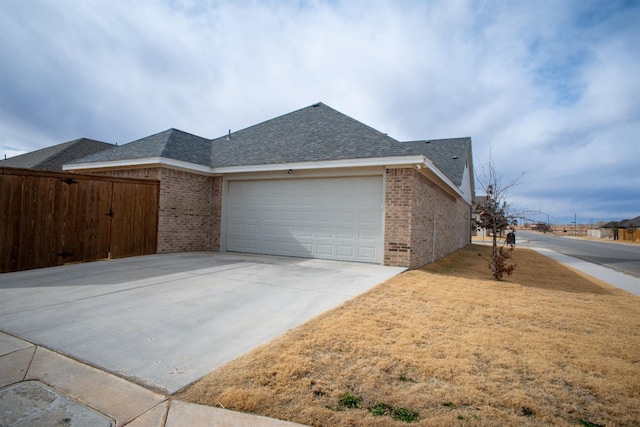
229 235 246 248
338 228 354 239
359 212 378 224
317 211 335 222
260 225 277 235
318 227 334 238
359 195 380 207
359 228 377 240
299 209 315 219
229 208 246 219
338 195 356 205
299 227 314 238
358 246 376 259
317 195 335 204
227 177 383 263
247 224 263 234
247 210 262 220
336 212 355 222
337 246 354 257
230 223 246 234
298 196 315 206
317 245 333 256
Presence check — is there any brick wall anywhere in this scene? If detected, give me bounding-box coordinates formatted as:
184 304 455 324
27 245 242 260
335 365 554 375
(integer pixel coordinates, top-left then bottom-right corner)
157 168 221 252
384 169 413 266
89 166 470 267
385 168 471 269
88 167 222 253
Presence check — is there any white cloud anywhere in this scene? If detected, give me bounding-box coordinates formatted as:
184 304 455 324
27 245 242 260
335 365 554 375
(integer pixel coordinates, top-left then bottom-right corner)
0 0 638 222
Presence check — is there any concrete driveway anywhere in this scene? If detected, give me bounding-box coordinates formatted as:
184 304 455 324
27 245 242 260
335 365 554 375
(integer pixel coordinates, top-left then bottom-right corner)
0 252 405 394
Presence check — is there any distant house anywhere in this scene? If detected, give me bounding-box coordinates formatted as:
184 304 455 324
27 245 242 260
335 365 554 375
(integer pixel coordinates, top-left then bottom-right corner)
472 195 487 236
600 216 640 242
0 138 114 172
63 102 475 268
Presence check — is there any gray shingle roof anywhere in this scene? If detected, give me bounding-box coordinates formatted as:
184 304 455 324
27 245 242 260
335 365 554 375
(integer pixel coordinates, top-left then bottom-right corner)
66 103 472 188
209 103 408 166
209 104 471 186
0 138 114 171
72 128 212 166
401 138 472 187
619 216 640 228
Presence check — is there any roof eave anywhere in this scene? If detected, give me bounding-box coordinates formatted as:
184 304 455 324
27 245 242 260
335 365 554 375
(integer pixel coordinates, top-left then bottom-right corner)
62 157 213 175
212 155 427 173
417 157 470 203
63 155 470 202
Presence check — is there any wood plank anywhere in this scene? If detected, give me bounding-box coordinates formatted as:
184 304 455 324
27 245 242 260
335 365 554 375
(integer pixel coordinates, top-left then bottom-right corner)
62 179 112 263
0 174 24 272
0 168 159 272
110 182 159 258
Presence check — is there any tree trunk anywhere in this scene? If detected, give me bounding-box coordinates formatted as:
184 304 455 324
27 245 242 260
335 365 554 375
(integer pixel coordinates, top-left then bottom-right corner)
492 226 498 279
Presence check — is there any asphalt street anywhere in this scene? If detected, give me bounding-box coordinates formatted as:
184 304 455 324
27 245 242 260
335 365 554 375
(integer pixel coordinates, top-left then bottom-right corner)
516 230 640 278
513 230 640 296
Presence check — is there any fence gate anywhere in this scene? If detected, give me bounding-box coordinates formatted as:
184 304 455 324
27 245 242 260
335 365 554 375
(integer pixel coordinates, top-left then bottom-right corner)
1 168 159 273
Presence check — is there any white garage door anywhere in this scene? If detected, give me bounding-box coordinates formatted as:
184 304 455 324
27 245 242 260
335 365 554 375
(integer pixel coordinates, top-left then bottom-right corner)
226 176 384 263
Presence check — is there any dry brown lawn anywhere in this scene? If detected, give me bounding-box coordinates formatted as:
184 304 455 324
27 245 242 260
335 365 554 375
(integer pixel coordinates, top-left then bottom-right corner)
177 245 640 426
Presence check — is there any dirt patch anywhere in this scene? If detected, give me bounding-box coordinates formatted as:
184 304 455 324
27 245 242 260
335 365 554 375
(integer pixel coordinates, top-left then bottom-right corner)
176 245 640 426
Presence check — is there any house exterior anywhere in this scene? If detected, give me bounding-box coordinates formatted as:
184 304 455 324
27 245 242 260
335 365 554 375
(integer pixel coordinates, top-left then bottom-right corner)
599 216 640 242
64 103 474 269
0 138 114 171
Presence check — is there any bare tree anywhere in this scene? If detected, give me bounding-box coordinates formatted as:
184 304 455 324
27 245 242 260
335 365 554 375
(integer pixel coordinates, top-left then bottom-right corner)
475 159 522 280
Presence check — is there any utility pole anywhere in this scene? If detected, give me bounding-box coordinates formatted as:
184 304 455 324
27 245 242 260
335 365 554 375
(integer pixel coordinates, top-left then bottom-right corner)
574 213 577 236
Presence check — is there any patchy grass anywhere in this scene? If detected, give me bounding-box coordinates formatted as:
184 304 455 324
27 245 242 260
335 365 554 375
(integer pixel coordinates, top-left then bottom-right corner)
176 245 640 426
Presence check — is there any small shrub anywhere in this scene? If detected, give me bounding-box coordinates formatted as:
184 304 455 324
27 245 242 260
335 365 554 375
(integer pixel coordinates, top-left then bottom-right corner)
392 407 420 423
578 420 604 427
369 402 393 416
338 392 361 409
442 401 455 408
490 245 516 280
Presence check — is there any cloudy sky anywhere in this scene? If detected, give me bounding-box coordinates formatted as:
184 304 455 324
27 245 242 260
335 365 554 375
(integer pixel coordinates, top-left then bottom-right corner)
1 0 638 224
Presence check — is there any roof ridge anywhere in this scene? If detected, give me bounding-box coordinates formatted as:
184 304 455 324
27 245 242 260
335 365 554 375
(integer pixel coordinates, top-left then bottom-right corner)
22 139 77 168
321 103 400 143
155 129 175 159
403 137 471 143
210 103 323 141
33 139 81 168
211 102 399 143
35 138 113 168
166 127 211 140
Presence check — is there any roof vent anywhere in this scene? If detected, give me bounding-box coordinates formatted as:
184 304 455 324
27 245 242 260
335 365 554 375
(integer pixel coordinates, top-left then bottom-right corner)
424 140 431 144
452 156 459 159
227 129 231 141
312 103 321 107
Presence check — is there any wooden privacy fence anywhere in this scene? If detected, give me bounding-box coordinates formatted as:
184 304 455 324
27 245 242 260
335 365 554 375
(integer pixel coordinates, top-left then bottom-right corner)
1 168 159 273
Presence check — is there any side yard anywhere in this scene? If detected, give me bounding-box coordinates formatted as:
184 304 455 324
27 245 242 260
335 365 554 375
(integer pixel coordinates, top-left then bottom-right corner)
177 245 640 426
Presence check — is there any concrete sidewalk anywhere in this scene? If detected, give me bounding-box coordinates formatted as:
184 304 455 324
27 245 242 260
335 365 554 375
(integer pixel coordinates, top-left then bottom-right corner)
0 331 306 426
525 246 640 296
0 252 405 426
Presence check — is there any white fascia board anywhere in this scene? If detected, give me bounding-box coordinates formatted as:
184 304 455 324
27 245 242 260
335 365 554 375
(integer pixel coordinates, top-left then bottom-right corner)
211 155 428 174
63 156 424 175
62 154 470 203
419 157 471 203
63 157 213 174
